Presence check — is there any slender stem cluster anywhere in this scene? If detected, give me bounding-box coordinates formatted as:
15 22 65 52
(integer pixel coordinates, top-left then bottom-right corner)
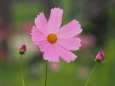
45 60 48 86
20 55 25 86
85 63 97 86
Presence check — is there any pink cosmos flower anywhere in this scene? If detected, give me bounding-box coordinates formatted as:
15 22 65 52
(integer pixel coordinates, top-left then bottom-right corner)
31 8 82 63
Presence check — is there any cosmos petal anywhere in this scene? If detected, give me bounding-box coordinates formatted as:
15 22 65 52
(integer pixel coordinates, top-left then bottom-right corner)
43 44 59 62
37 40 50 52
31 26 46 43
57 20 82 38
48 8 63 33
57 38 81 50
55 43 77 63
35 12 48 35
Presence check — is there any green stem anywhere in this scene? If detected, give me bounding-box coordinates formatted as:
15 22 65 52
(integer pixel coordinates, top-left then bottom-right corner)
85 63 97 86
45 60 48 86
20 55 25 86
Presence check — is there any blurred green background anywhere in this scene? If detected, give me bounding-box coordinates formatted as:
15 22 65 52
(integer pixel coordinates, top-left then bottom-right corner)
0 0 115 86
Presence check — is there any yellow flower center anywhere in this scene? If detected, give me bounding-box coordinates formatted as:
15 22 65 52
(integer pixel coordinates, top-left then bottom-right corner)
47 33 57 43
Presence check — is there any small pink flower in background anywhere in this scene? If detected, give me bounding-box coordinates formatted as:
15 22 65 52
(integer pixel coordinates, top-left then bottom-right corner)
0 49 6 60
23 22 34 35
96 50 104 61
19 44 26 54
78 35 96 50
0 81 2 86
31 8 82 63
50 62 59 71
78 67 88 78
0 29 8 41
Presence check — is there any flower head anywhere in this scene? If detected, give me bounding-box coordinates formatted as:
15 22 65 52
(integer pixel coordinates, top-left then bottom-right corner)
19 44 26 54
96 50 104 62
31 8 82 63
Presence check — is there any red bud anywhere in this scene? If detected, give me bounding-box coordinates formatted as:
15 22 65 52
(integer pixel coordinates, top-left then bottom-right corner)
19 44 26 54
96 50 104 62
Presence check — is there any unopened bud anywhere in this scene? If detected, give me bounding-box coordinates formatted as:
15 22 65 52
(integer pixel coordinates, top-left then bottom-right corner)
19 44 26 54
96 50 104 62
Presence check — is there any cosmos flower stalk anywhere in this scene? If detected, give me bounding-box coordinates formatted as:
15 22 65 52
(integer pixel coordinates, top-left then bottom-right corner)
31 7 82 86
85 50 105 86
19 44 26 86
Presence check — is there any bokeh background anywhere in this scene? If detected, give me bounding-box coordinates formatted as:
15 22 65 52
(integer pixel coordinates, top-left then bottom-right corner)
0 0 115 86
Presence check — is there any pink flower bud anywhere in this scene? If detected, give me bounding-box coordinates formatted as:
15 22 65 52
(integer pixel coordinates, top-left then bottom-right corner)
96 50 104 61
19 44 26 54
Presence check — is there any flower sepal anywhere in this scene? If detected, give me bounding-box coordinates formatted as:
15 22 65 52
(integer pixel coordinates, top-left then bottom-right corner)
96 59 106 63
